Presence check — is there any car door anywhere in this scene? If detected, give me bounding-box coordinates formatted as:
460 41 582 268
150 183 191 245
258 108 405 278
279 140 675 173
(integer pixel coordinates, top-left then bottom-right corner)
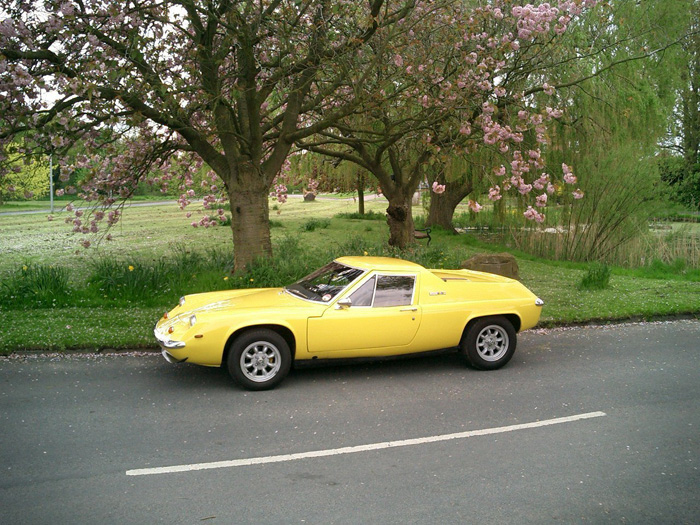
307 273 422 355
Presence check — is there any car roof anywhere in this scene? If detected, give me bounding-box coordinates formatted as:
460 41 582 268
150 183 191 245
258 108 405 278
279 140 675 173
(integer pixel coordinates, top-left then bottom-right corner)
335 256 425 273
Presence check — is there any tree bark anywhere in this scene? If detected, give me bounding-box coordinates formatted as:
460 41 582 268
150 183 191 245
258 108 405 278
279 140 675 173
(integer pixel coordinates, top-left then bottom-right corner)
426 181 473 232
227 181 271 273
356 171 365 215
386 192 415 249
426 192 460 232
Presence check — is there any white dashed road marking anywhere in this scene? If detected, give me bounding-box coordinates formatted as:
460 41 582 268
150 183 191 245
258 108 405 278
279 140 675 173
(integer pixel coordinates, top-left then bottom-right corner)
126 411 606 476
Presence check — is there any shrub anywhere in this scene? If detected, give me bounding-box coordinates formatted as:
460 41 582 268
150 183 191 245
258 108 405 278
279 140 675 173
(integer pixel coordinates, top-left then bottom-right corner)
88 258 166 302
0 263 71 307
334 210 385 221
300 218 331 232
578 263 611 291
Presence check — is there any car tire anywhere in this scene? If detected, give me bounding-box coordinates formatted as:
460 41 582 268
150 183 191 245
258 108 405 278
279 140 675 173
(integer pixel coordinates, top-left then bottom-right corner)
227 329 291 390
461 316 517 370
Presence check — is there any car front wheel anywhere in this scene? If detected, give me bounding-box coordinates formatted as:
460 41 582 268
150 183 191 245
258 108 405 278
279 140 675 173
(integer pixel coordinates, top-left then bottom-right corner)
461 316 516 370
227 329 291 390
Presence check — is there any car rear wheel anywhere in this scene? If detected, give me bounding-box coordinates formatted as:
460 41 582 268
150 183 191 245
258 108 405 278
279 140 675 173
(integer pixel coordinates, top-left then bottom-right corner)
227 329 291 390
461 316 516 370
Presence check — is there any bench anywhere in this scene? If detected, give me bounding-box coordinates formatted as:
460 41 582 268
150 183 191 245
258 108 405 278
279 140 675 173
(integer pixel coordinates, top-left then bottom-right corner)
414 227 432 246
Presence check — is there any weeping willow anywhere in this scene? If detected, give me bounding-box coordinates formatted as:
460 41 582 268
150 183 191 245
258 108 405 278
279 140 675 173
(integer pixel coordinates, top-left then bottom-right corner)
513 0 690 264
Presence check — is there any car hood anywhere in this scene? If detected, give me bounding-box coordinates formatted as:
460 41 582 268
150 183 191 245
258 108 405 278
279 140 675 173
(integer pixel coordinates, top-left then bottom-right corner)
177 287 305 314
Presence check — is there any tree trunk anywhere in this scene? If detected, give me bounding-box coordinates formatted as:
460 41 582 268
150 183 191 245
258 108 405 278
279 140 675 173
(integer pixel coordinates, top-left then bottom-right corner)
228 186 271 273
386 192 415 249
426 181 473 232
426 192 461 232
356 172 365 215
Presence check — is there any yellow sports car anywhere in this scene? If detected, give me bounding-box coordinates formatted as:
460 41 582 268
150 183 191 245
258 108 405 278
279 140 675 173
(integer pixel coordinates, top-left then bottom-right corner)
155 256 543 390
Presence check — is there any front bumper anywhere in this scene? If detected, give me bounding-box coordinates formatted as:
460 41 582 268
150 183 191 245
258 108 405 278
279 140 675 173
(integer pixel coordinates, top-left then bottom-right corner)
161 348 188 364
155 327 188 364
154 327 186 350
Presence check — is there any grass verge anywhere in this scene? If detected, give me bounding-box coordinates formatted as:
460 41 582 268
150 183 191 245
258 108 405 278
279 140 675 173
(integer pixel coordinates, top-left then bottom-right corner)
1 198 699 354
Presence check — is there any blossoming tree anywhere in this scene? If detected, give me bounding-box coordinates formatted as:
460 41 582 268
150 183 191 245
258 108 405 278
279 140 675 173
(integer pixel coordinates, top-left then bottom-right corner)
0 0 414 271
300 0 594 247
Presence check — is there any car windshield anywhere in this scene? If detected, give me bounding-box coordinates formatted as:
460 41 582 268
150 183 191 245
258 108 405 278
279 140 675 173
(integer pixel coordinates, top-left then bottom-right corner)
285 261 365 303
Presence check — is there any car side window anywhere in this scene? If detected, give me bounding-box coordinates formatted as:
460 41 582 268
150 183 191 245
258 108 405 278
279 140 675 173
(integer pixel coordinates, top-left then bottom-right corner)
373 275 416 307
348 276 376 307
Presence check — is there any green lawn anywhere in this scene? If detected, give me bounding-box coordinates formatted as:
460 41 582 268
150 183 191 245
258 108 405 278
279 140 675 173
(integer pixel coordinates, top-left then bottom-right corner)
1 197 698 353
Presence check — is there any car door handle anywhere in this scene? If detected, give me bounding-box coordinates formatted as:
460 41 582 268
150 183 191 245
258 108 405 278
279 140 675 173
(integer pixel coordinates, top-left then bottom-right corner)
400 307 418 312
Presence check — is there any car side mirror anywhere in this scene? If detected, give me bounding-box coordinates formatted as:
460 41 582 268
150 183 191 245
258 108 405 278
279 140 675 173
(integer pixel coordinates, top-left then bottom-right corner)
336 297 352 309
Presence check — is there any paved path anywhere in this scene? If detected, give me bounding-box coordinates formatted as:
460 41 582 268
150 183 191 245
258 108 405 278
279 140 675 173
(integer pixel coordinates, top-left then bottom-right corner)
0 195 388 217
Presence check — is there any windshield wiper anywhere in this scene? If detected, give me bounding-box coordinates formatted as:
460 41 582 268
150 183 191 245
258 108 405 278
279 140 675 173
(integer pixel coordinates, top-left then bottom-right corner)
285 285 313 300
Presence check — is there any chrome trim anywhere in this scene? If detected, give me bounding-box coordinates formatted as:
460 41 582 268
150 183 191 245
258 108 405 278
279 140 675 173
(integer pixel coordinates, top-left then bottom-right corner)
161 349 188 364
154 328 186 349
535 298 545 307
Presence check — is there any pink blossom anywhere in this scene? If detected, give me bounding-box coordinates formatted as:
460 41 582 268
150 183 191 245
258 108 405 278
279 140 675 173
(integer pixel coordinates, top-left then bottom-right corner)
468 200 483 213
523 206 545 223
562 163 577 184
545 106 563 118
535 193 548 207
107 210 120 226
393 54 404 68
488 186 502 201
432 182 446 194
518 183 532 195
573 189 584 199
271 183 288 204
543 83 555 95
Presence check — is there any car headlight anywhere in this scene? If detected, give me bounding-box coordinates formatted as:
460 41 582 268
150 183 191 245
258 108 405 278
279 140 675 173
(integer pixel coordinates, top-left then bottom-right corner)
189 315 197 327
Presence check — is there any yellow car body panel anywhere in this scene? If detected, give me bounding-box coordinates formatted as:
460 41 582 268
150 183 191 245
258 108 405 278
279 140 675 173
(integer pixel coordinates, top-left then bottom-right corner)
154 256 542 368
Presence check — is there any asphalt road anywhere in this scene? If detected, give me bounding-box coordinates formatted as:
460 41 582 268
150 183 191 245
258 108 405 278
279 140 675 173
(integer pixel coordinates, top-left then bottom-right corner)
1 320 698 524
